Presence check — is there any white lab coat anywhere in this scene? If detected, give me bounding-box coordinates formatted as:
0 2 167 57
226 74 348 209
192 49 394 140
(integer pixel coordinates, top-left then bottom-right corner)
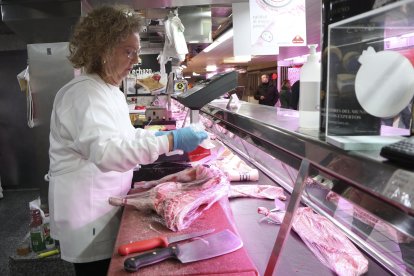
48 74 170 263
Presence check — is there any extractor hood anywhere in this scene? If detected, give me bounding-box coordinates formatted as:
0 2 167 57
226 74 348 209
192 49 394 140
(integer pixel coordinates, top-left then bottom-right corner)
0 0 238 49
0 0 82 44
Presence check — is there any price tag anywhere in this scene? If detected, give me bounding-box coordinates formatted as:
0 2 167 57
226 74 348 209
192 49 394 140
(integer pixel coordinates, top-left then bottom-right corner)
383 169 414 208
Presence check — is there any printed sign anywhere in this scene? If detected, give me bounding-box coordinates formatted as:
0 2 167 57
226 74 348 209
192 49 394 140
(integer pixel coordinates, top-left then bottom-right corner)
249 0 306 55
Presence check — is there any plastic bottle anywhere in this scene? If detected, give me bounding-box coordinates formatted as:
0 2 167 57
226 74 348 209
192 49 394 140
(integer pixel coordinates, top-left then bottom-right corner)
30 209 46 252
299 44 321 129
42 212 55 249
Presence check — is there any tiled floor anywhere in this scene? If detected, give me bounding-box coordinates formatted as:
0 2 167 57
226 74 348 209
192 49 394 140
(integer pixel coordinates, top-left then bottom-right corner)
0 189 40 276
0 189 75 276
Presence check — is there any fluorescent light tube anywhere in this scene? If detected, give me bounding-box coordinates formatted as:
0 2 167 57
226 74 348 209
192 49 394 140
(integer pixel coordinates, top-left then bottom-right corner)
204 28 234 53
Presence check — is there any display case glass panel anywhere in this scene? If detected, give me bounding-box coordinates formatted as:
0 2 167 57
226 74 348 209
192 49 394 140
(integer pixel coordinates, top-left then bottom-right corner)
326 0 414 149
200 99 414 275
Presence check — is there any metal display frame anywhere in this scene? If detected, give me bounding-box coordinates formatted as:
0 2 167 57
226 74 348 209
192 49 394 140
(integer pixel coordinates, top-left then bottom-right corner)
200 101 414 275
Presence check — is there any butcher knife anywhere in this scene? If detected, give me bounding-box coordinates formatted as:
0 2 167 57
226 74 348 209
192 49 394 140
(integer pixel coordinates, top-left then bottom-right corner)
124 229 243 272
118 228 215 256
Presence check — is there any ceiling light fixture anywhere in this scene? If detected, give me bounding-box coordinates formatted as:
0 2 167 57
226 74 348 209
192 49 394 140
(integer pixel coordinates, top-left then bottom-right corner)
203 28 234 53
206 65 217 72
223 55 251 63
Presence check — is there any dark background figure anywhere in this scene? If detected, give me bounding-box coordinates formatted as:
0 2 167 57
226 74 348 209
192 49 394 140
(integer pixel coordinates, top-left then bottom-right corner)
279 79 292 109
254 74 279 106
382 98 412 129
290 80 300 110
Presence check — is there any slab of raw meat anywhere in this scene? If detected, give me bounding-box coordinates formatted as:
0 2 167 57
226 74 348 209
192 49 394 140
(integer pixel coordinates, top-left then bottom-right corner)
258 207 369 276
229 185 286 200
109 165 230 231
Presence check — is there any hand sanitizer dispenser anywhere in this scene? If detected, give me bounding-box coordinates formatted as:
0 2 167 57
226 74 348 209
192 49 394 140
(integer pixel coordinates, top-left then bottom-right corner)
299 44 321 129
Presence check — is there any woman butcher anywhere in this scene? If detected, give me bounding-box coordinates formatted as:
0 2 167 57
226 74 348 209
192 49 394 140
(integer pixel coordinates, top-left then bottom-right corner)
48 5 207 275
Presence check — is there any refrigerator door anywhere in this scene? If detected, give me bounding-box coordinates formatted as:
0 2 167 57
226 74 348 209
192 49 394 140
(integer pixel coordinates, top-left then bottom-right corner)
28 42 75 202
28 42 74 126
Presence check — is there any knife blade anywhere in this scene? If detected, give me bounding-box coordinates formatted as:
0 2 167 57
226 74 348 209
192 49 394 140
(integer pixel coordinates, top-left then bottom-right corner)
118 228 215 256
124 229 243 272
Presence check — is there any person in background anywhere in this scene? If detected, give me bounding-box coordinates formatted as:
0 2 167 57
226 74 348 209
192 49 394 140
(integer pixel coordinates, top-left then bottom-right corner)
279 79 292 109
290 80 300 110
48 6 207 276
254 74 279 106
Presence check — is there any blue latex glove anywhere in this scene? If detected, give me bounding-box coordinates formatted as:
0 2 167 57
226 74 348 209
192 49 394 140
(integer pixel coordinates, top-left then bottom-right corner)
154 131 169 136
171 127 208 152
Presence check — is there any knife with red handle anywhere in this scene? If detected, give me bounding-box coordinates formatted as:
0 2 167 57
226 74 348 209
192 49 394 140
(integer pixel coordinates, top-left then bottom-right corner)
118 228 215 256
124 229 243 272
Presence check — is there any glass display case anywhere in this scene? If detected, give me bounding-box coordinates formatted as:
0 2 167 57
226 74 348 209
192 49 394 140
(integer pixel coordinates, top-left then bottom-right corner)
166 2 414 274
199 100 414 275
325 0 414 150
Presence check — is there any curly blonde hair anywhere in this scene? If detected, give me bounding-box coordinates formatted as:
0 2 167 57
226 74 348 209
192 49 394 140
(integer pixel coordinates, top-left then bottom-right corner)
68 5 142 75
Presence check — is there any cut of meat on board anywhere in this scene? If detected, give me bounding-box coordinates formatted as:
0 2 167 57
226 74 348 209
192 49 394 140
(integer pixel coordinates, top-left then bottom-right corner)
109 165 230 231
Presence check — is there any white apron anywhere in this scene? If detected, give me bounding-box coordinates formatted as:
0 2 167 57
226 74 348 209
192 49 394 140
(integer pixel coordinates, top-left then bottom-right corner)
48 74 169 263
49 166 131 263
